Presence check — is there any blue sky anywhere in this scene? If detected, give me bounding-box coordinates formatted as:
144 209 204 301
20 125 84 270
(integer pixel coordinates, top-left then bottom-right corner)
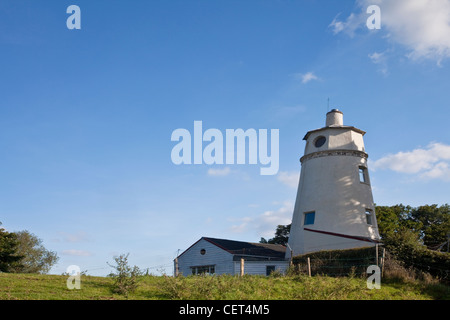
1 0 449 276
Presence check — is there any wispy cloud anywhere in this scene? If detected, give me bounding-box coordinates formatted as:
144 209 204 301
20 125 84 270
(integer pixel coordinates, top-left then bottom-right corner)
368 51 389 75
372 142 450 181
230 201 293 238
207 167 231 177
57 231 90 243
295 72 320 84
330 0 450 64
373 0 450 64
277 171 300 189
62 249 93 257
329 12 364 37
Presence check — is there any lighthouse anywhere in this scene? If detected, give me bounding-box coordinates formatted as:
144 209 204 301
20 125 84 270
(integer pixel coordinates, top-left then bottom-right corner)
286 109 381 258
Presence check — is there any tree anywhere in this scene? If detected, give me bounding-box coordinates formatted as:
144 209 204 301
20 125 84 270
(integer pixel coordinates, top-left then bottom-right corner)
9 230 59 274
376 204 450 251
107 253 143 297
410 204 450 250
260 224 291 245
0 222 23 272
375 204 421 237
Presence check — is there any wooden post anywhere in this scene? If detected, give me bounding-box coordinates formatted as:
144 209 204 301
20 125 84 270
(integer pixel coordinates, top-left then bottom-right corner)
174 258 179 277
375 244 379 267
289 249 293 267
240 258 244 277
381 248 386 277
307 257 311 277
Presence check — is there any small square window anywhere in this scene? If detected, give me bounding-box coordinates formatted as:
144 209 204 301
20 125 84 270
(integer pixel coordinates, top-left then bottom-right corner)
266 265 276 276
365 209 373 225
304 212 315 225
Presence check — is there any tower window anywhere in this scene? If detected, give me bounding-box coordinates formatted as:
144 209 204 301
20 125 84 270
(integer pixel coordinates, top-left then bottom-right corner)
304 212 315 225
314 136 326 148
359 166 368 183
365 209 373 225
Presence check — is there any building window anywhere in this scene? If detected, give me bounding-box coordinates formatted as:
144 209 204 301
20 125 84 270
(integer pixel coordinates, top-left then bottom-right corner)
200 249 206 255
314 136 326 148
359 166 368 183
266 265 276 276
365 209 373 225
191 265 215 275
304 212 315 225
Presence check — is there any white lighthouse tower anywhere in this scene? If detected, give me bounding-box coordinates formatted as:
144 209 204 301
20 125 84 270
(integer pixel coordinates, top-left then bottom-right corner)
286 109 380 257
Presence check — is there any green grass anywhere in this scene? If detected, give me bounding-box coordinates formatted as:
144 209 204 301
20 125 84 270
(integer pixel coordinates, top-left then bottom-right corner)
0 273 448 300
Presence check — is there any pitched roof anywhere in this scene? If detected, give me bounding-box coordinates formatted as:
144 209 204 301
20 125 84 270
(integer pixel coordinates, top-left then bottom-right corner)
177 236 286 260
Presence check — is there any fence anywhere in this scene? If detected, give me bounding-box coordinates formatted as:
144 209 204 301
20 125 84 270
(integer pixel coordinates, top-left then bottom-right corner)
292 247 384 277
290 245 450 283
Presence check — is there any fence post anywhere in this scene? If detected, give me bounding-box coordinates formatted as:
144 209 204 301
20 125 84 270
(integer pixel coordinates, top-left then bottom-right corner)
307 257 311 277
375 243 379 267
240 258 244 277
174 258 179 277
381 248 386 277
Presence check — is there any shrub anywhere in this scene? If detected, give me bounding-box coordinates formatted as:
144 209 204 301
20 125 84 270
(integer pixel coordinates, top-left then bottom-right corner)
382 229 450 283
107 253 143 297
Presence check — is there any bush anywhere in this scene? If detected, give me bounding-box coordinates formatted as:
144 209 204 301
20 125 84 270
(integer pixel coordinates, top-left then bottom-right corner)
107 253 143 297
382 230 450 283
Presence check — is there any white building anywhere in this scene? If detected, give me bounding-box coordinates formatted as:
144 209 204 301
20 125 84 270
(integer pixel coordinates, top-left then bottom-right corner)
175 237 289 276
286 109 381 257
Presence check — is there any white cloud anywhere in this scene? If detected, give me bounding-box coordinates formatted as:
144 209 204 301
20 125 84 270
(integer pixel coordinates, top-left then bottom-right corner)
230 201 293 238
57 231 90 243
230 217 253 234
368 51 389 75
62 249 93 257
277 171 300 188
372 142 450 181
296 72 320 84
329 12 364 36
373 0 450 63
207 167 231 177
331 0 450 64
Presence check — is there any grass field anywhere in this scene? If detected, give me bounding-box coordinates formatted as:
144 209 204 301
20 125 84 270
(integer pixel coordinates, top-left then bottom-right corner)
0 273 449 300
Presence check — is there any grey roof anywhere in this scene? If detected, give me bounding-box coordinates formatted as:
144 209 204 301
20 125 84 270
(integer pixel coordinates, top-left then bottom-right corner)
178 237 287 261
303 125 366 140
204 237 286 258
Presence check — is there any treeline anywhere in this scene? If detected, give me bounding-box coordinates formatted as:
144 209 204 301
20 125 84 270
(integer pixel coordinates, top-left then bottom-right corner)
0 222 58 274
376 204 450 250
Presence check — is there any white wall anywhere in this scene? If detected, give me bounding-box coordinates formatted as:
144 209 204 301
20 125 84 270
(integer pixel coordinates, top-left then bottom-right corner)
288 124 380 257
176 238 290 276
176 239 233 276
233 260 289 275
